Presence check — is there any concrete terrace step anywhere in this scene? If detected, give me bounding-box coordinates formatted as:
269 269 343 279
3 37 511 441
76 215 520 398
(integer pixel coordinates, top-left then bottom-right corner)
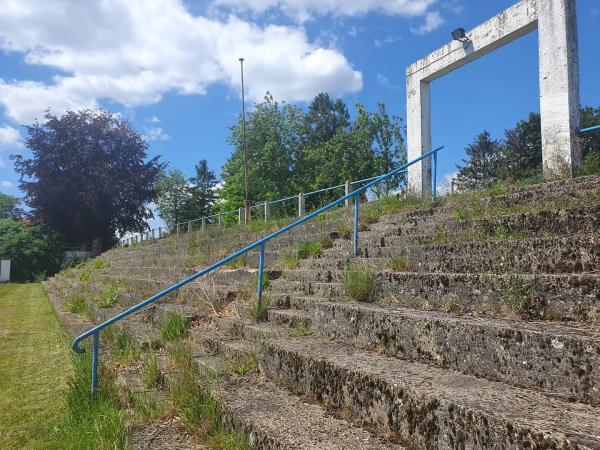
197 362 402 449
272 271 600 323
309 234 600 274
259 335 600 449
267 309 314 328
302 299 600 405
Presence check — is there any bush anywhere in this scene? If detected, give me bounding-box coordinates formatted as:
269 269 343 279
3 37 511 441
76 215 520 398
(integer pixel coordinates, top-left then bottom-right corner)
0 219 63 281
343 265 376 302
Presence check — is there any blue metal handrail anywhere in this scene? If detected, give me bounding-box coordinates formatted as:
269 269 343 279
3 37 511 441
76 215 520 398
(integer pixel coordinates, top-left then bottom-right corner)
578 125 600 136
75 146 444 392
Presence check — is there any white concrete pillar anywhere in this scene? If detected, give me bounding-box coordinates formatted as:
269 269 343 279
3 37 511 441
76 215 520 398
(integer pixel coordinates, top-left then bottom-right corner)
537 0 581 178
407 78 432 197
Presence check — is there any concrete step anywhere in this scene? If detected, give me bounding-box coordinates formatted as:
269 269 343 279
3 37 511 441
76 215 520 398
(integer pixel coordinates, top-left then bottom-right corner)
316 234 600 274
300 298 600 406
273 271 600 323
268 309 314 328
260 335 600 449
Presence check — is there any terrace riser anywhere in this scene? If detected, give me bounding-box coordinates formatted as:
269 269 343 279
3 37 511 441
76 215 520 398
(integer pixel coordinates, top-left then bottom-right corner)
310 301 600 405
271 272 600 323
317 235 600 274
260 339 600 449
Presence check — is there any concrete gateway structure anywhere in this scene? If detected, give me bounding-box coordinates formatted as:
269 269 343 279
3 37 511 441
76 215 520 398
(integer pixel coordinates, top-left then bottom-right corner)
407 0 580 195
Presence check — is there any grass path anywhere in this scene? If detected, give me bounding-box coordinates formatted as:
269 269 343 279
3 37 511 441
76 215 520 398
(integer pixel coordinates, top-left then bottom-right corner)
0 283 71 449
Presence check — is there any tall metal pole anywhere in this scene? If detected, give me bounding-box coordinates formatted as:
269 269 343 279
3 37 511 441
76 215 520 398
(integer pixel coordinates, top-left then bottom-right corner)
239 57 250 224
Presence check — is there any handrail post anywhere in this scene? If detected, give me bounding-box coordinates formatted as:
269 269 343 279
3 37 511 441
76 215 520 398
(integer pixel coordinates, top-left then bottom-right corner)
432 151 438 201
91 331 99 394
264 201 270 222
353 192 360 256
257 242 265 308
345 181 352 207
298 193 305 217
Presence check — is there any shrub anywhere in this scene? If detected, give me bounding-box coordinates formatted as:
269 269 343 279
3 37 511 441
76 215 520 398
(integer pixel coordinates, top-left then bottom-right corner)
160 313 188 341
343 265 376 302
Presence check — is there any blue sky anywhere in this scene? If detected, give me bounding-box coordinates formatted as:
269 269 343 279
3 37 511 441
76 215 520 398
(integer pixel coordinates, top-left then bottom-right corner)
0 0 598 228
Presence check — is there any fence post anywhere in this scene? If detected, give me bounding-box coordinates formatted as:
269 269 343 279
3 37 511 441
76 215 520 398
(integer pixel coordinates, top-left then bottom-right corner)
158 226 162 238
218 213 223 227
298 193 305 217
345 181 352 207
238 208 243 225
202 217 206 230
176 223 180 235
188 221 192 233
264 201 270 222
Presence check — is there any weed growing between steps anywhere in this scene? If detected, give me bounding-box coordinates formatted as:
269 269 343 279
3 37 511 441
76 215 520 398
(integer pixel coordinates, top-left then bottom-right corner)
343 264 376 302
501 275 545 320
278 249 299 268
161 313 189 341
297 238 332 259
229 353 259 375
66 292 94 320
96 280 122 308
58 353 126 449
386 256 411 271
167 341 250 449
142 353 162 389
250 295 270 321
103 327 141 363
290 324 314 336
254 271 270 290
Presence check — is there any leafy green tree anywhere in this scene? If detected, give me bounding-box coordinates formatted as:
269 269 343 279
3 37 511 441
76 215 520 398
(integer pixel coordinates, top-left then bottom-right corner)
12 110 164 249
221 93 301 214
189 159 218 218
0 219 63 281
156 169 199 226
0 193 23 219
455 131 503 190
500 112 542 180
370 103 406 197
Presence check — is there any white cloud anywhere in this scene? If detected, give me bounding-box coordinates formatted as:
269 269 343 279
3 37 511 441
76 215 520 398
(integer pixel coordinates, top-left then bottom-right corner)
0 0 362 123
0 158 5 168
1 180 13 189
149 116 162 124
143 127 170 142
0 125 22 149
411 11 444 34
213 0 438 23
374 35 402 47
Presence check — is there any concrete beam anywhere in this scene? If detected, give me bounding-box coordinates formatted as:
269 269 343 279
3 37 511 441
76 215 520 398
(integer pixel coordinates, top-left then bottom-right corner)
407 0 538 83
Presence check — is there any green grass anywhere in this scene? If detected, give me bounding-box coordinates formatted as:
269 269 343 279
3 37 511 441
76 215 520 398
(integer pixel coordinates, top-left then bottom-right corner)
278 250 300 269
250 297 270 322
0 283 72 449
160 313 188 341
97 280 121 308
297 240 323 259
78 271 92 281
385 256 411 272
141 353 162 389
343 264 376 302
66 293 94 320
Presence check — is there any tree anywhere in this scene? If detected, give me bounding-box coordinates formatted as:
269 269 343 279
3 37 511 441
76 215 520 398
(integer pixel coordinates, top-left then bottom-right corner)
455 131 503 190
156 169 199 226
12 110 164 249
303 93 350 147
500 112 542 180
221 93 301 214
189 160 218 218
370 103 406 197
0 193 23 219
0 219 63 281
